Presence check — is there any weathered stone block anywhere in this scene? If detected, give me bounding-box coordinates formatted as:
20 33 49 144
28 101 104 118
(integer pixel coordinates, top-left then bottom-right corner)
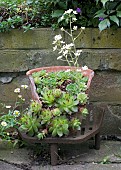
0 28 121 49
78 49 121 71
0 50 64 72
89 71 121 102
0 28 62 49
1 49 121 72
91 28 121 48
0 50 29 72
65 28 92 48
0 75 30 104
65 28 121 48
88 102 121 135
101 103 121 135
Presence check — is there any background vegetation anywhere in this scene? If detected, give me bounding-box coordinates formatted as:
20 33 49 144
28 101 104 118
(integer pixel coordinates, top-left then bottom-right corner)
0 0 121 32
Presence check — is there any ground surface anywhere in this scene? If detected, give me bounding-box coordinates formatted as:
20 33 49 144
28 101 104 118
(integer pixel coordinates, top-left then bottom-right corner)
0 140 121 170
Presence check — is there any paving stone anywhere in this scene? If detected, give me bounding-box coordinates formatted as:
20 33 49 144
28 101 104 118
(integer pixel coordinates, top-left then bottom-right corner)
31 164 121 170
0 141 121 165
0 161 23 170
0 148 33 165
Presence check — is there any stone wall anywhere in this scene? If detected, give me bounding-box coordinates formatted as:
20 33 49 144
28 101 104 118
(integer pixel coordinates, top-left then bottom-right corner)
0 28 121 135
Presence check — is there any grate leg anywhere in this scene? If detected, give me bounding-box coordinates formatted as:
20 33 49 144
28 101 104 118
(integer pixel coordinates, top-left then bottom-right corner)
50 144 58 166
95 132 100 150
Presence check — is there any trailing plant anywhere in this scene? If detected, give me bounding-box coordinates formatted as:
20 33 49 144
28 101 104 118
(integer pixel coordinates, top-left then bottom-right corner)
0 109 20 140
0 85 29 141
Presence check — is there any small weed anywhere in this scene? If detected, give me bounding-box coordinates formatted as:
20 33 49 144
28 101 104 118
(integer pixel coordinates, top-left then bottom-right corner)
100 156 110 164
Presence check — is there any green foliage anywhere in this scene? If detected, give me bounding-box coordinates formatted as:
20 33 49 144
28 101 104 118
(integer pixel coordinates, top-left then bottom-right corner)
57 71 72 82
77 93 88 104
99 18 111 31
40 109 53 125
49 116 69 137
52 89 62 98
0 16 23 32
32 70 46 78
34 70 88 94
66 83 80 95
0 0 120 32
81 108 89 117
33 72 59 91
22 24 34 32
52 108 61 117
30 100 42 114
46 0 100 28
95 0 121 31
0 0 52 32
0 110 20 140
0 85 29 141
56 93 79 114
37 131 46 139
70 118 81 130
100 156 110 164
41 88 56 106
34 70 88 112
19 113 41 136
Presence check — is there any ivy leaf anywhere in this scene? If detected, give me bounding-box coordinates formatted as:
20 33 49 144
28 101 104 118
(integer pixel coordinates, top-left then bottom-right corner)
110 15 119 26
58 2 67 9
95 13 107 18
95 0 100 4
117 11 121 17
99 19 110 31
52 10 64 18
95 9 106 16
116 4 121 11
100 0 109 7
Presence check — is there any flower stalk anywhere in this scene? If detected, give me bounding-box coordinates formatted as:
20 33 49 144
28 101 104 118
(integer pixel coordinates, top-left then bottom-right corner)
53 9 85 67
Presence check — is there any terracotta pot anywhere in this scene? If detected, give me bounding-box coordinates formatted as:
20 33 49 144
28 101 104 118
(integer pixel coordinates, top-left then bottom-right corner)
26 66 94 104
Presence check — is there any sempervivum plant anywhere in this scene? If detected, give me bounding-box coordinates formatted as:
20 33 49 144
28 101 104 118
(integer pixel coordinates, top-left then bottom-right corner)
18 69 89 139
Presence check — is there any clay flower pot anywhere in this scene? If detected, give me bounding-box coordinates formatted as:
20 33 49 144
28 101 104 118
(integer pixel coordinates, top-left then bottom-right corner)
26 66 94 104
24 66 94 138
